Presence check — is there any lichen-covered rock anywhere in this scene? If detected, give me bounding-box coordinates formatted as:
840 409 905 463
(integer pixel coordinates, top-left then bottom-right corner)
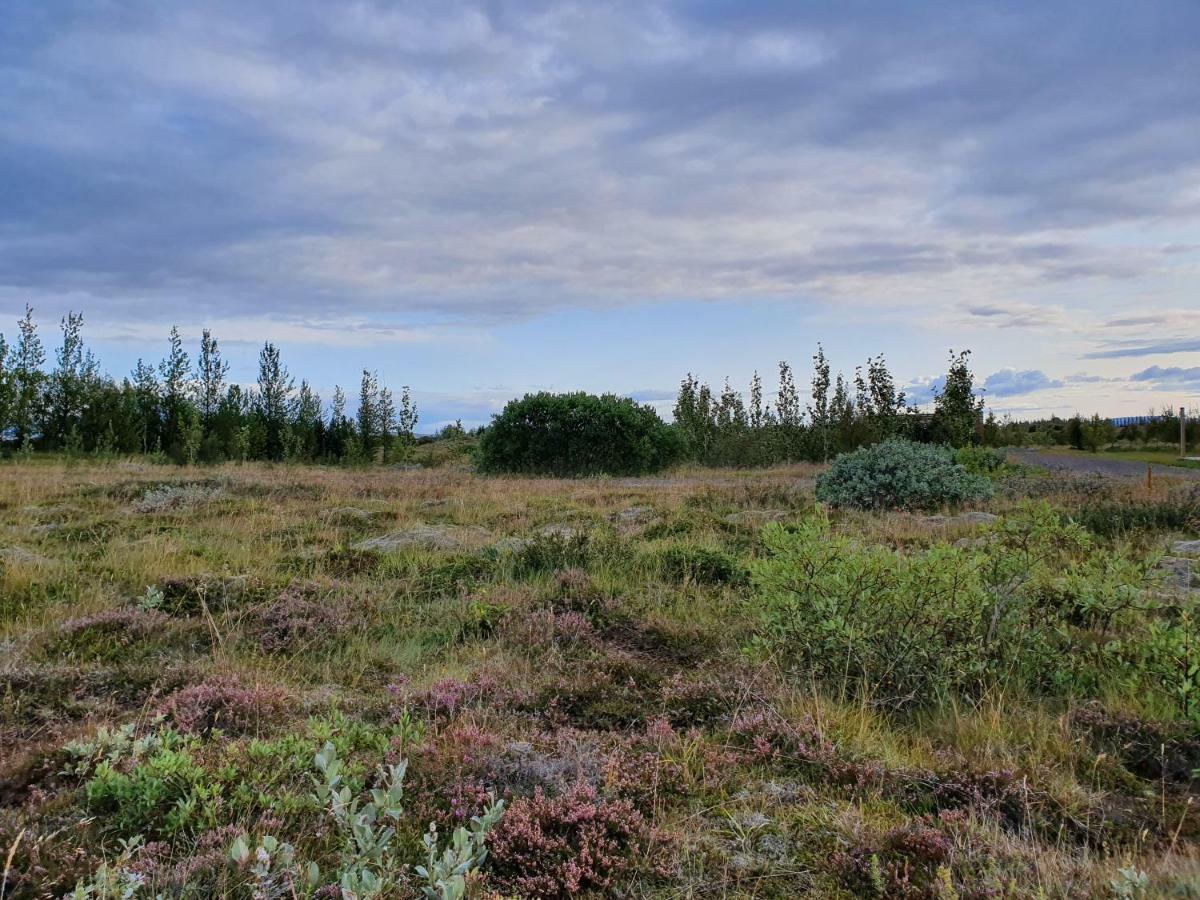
323 506 373 525
353 524 491 552
723 509 790 526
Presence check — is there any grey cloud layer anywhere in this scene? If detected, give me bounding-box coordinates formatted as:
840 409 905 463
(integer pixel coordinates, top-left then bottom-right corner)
1 1 1198 326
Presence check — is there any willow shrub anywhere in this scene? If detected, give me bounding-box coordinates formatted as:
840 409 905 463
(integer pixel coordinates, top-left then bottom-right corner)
750 505 1164 709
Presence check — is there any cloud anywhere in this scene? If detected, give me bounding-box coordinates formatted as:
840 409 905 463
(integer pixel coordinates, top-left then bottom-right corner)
905 375 945 407
0 0 1197 335
1085 339 1200 359
1128 365 1200 389
959 301 1071 330
982 368 1064 397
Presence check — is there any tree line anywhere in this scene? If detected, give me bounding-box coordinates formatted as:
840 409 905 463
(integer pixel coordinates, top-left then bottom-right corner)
672 346 992 466
0 307 417 464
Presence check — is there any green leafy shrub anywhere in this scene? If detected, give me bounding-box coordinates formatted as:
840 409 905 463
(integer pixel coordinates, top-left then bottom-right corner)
750 506 1155 706
224 742 505 900
85 732 219 838
477 392 683 477
815 439 993 511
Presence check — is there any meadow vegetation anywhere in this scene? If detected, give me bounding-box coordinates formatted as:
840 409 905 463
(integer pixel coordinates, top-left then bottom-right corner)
2 451 1200 898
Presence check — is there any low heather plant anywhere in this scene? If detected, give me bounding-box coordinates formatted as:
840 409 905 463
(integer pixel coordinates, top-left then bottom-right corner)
50 608 174 662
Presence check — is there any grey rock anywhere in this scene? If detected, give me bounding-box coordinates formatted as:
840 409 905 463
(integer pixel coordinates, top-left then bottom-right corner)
924 511 1000 528
493 536 532 553
133 483 223 514
537 523 582 539
0 546 50 566
353 524 490 553
614 506 657 525
958 511 1000 524
1171 540 1200 556
1156 556 1198 592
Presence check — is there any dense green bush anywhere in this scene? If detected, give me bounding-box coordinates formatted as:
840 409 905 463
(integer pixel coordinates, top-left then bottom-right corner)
953 445 1010 476
815 439 993 511
477 392 682 477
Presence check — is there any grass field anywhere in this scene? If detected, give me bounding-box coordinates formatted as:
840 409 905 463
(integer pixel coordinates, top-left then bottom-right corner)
3 458 1200 897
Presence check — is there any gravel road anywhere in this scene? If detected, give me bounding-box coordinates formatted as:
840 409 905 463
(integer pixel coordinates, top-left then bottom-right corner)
1010 449 1200 481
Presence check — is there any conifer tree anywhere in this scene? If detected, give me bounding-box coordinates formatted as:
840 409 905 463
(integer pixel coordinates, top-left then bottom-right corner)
196 329 229 428
46 312 97 449
357 369 379 459
131 359 161 454
256 342 293 460
159 326 196 459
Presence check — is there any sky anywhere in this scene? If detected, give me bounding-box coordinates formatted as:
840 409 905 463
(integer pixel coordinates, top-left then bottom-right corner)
1 1 1198 431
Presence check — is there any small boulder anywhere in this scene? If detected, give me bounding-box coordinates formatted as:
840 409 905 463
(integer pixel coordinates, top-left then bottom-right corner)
1171 540 1200 557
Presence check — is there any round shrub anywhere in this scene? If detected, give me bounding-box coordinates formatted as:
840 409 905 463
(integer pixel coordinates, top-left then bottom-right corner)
815 439 993 511
478 392 683 477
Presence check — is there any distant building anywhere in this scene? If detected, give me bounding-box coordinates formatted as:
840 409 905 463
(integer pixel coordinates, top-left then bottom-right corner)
1110 414 1168 428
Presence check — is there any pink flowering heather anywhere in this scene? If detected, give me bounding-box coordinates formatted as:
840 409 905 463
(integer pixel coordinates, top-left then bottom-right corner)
390 671 531 720
488 781 656 897
158 674 289 735
729 707 831 763
247 584 351 653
